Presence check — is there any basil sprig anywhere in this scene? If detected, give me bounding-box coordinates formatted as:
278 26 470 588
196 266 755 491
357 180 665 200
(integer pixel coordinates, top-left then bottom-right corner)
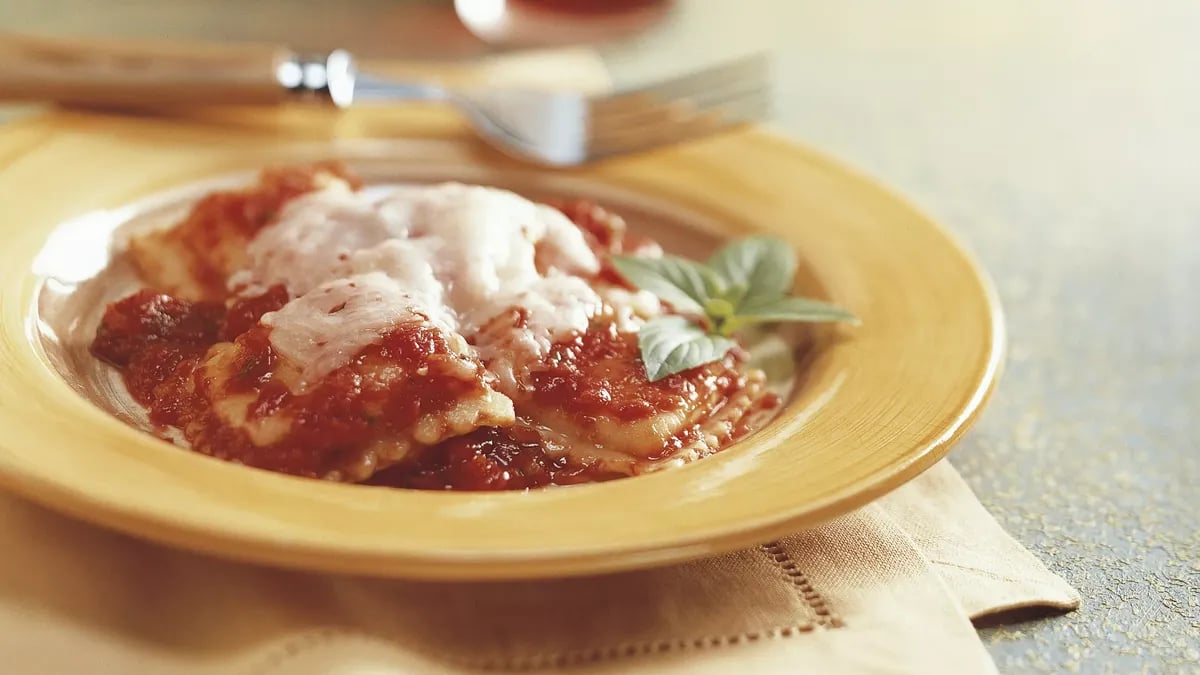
612 236 857 381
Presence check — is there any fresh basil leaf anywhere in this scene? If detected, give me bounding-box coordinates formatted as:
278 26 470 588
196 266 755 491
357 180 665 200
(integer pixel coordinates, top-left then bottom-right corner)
734 295 859 324
611 255 722 314
721 282 751 307
708 236 796 304
637 315 737 381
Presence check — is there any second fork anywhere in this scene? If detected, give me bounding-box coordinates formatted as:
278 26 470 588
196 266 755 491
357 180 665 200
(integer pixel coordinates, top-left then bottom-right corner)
0 33 771 165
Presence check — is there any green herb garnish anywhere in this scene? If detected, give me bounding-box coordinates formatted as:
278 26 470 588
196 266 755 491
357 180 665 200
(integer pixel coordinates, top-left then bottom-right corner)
612 236 858 381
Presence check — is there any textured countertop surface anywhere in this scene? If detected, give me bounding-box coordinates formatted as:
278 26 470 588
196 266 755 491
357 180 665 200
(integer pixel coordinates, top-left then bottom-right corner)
3 1 1198 672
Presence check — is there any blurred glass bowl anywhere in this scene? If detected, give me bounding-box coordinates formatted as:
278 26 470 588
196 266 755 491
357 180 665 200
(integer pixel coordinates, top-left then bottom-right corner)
455 0 673 48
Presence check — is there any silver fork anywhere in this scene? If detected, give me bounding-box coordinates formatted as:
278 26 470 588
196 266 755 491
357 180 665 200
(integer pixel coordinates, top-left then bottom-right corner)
0 34 771 166
353 54 772 165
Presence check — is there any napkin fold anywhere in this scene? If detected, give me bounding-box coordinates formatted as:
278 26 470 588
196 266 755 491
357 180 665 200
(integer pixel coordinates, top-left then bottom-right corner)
0 461 1077 675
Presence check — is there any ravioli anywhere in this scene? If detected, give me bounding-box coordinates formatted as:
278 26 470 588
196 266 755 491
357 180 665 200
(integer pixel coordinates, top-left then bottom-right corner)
92 164 780 489
127 162 359 302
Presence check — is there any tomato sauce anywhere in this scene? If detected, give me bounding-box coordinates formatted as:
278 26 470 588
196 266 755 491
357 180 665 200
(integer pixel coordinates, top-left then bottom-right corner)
529 321 743 423
165 162 362 299
89 177 777 491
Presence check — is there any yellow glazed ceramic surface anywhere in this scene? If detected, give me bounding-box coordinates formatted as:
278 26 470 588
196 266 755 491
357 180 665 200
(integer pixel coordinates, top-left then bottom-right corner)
0 109 1003 579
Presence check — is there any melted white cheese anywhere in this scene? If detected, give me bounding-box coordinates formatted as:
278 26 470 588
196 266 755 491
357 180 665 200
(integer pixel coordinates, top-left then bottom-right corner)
261 272 449 389
231 180 396 296
245 182 612 384
474 274 604 392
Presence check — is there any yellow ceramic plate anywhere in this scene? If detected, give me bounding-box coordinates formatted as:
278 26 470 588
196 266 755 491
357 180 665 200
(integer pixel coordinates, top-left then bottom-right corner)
0 109 1003 580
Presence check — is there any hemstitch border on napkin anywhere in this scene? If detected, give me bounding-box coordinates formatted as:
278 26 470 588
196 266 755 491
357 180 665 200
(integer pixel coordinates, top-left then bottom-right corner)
246 542 844 673
759 541 844 629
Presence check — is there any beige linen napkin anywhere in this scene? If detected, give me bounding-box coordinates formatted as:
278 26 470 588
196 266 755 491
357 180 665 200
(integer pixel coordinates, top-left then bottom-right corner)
0 460 1077 675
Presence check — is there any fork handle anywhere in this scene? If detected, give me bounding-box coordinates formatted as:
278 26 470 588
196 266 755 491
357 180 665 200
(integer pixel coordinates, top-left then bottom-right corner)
0 33 354 108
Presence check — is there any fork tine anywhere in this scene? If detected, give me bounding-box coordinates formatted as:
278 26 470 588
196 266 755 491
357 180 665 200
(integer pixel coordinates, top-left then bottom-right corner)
452 52 772 165
589 84 772 141
588 88 772 158
588 82 771 136
589 54 770 115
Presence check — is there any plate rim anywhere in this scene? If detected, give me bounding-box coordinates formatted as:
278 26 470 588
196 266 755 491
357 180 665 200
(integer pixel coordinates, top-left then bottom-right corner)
0 111 1005 579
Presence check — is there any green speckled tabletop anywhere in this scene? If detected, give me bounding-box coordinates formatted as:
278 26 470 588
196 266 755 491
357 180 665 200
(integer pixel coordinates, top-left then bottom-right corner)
3 1 1198 672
